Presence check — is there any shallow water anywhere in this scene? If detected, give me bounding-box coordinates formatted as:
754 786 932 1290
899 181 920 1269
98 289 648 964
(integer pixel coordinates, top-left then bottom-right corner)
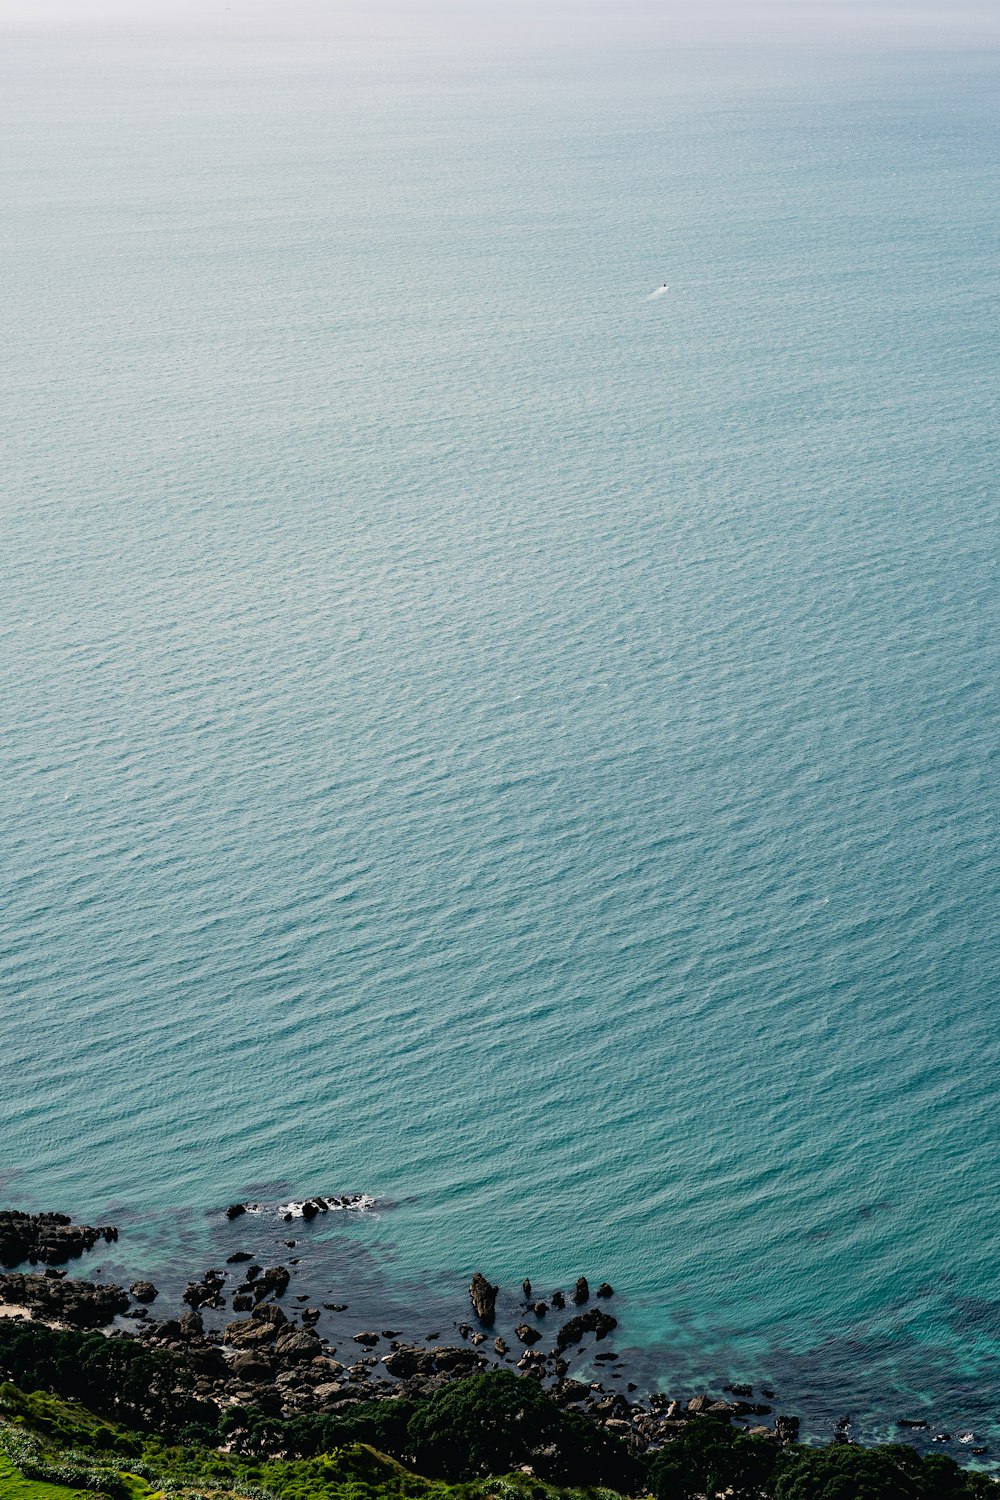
1 15 998 1453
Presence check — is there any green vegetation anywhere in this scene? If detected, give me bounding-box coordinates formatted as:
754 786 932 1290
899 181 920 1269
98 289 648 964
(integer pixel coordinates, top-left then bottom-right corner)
0 1326 997 1500
773 1441 993 1499
0 1382 626 1500
648 1415 777 1499
0 1449 96 1500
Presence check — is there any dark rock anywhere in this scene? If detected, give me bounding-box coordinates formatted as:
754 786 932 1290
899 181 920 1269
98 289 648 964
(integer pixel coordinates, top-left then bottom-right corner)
555 1308 617 1350
179 1310 204 1339
226 1251 253 1263
231 1294 254 1312
775 1415 801 1444
515 1323 543 1345
573 1276 590 1304
301 1201 319 1221
231 1352 272 1382
469 1271 498 1325
551 1290 566 1309
592 1393 631 1420
353 1331 379 1346
226 1204 247 1220
517 1349 546 1370
183 1280 223 1311
383 1347 436 1379
301 1308 321 1326
596 1282 614 1298
130 1281 158 1303
557 1379 591 1404
897 1418 930 1429
274 1328 322 1362
725 1383 753 1397
494 1336 508 1355
258 1266 290 1298
434 1345 486 1374
522 1279 532 1297
532 1301 548 1316
224 1304 289 1348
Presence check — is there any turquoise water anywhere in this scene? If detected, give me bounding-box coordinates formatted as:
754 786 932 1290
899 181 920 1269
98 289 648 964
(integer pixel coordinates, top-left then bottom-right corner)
1 15 999 1446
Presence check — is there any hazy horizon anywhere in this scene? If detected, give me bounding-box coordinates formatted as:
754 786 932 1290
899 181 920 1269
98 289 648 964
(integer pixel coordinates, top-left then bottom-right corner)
3 0 1000 52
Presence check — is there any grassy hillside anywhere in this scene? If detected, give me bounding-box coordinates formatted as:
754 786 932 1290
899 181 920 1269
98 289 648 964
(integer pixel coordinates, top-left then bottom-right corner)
0 1383 628 1500
0 1357 996 1500
0 1449 97 1500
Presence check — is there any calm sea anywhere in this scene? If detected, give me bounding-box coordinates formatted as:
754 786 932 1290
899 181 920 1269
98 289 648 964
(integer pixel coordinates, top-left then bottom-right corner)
1 13 998 1451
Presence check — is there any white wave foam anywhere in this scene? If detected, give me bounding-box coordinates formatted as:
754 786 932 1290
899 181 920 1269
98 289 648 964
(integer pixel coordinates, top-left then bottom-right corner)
647 285 669 299
237 1193 376 1219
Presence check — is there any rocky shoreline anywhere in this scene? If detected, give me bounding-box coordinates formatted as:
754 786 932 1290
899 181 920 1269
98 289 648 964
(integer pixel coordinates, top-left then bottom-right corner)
0 1207 988 1463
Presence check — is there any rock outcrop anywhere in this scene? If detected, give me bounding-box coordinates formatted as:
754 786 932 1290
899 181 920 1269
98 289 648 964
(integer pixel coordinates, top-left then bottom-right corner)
555 1308 617 1350
0 1211 117 1268
0 1272 128 1327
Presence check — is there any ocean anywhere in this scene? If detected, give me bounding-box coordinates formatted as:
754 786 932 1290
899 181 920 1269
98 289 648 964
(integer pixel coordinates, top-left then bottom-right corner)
1 7 998 1452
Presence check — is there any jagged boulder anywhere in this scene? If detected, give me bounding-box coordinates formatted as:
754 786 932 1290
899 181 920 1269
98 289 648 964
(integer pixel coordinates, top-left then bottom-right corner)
231 1352 272 1382
274 1328 322 1362
255 1265 290 1299
224 1303 288 1348
469 1271 498 1325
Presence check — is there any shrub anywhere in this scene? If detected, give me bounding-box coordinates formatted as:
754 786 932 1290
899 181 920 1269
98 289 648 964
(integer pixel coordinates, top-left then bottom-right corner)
405 1370 641 1491
773 1441 996 1500
648 1416 776 1500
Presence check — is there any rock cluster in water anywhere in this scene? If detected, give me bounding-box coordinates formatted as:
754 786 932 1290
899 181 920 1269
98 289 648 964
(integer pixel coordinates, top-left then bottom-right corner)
0 1202 986 1461
0 1203 823 1458
226 1195 371 1222
0 1248 800 1458
0 1211 118 1268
